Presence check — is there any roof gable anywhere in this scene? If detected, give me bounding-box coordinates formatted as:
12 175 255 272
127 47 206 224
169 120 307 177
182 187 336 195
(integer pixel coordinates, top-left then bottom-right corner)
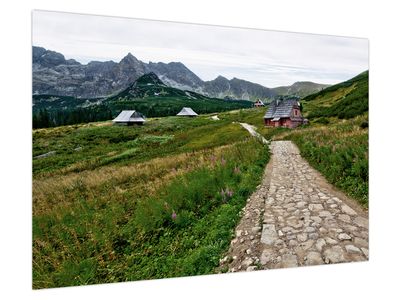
177 107 198 116
113 110 145 122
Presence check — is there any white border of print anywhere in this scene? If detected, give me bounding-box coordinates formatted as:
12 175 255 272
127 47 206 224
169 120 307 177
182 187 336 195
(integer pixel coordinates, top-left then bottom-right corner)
0 0 399 299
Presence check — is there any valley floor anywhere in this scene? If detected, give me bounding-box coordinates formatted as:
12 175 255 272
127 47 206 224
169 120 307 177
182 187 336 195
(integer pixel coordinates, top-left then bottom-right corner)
32 108 368 288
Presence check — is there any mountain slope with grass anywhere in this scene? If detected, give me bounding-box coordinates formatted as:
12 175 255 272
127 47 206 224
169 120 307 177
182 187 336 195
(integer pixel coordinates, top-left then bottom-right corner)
302 71 368 120
272 81 330 97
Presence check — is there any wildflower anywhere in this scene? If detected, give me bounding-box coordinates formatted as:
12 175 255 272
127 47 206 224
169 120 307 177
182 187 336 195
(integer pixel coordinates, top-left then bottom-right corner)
233 166 241 174
171 211 177 220
221 157 226 166
210 154 217 166
226 189 234 198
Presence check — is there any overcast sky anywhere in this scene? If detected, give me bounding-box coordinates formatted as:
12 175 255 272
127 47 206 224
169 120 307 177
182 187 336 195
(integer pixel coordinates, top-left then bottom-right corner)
32 10 368 87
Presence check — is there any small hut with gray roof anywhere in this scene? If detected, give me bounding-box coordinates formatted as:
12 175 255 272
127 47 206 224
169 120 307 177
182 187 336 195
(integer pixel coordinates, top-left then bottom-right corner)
177 107 198 117
112 110 146 125
264 98 306 128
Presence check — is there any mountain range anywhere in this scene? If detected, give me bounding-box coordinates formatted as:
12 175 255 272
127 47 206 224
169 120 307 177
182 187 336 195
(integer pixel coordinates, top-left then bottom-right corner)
32 46 329 100
32 72 253 128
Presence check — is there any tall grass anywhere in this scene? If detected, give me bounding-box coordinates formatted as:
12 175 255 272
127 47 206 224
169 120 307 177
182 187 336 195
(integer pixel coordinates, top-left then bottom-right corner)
33 139 269 288
283 115 368 207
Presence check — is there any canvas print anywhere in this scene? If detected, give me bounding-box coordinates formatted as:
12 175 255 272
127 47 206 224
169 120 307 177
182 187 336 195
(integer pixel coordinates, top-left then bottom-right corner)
32 10 369 289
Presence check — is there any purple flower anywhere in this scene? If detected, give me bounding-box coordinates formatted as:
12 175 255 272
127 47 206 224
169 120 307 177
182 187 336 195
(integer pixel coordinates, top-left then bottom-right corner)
221 157 226 166
220 189 226 198
171 211 177 220
233 166 241 174
226 189 234 198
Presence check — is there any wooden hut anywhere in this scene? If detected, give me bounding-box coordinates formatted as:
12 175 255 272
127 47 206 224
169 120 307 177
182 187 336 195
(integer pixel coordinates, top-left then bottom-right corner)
112 110 146 125
177 107 198 117
264 99 305 128
254 99 265 107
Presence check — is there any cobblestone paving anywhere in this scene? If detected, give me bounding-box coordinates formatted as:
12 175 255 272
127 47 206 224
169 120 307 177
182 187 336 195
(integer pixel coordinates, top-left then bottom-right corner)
220 141 368 272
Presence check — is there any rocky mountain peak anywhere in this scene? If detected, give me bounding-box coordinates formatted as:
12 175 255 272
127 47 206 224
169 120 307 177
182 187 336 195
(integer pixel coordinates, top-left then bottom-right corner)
119 52 141 65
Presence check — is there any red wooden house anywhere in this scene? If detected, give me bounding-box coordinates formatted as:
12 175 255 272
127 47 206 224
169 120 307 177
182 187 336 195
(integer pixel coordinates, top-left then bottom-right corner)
264 99 306 128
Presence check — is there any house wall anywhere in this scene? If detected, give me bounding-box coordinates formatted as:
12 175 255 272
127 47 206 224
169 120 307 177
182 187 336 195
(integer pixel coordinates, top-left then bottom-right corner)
264 118 302 128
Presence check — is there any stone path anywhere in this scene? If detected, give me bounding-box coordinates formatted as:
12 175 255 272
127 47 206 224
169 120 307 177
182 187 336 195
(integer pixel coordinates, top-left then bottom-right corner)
219 140 368 272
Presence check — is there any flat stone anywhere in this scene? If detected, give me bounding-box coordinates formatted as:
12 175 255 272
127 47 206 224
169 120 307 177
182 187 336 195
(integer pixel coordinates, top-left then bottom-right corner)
338 233 352 241
310 216 322 223
296 201 307 208
246 266 257 272
288 240 298 247
261 224 278 246
354 216 368 229
316 238 327 251
251 226 262 233
354 237 369 248
324 246 346 263
338 214 351 223
309 203 324 211
304 226 316 233
242 257 254 267
345 244 361 254
319 227 328 234
298 239 314 251
341 205 357 216
260 248 274 265
361 247 369 258
305 251 324 265
297 233 308 242
281 253 298 268
319 210 332 218
325 237 338 245
281 226 294 233
246 249 252 255
309 233 319 240
236 230 243 237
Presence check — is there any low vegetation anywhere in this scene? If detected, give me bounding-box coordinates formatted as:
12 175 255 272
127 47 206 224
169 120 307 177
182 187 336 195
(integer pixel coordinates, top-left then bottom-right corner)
33 110 270 288
302 71 368 119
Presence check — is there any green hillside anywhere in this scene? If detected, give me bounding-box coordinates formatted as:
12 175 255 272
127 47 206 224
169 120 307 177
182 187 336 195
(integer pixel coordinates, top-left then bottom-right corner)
272 81 330 98
302 71 368 119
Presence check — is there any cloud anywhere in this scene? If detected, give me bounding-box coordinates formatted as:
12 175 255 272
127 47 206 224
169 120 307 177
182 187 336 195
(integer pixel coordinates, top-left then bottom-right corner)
32 10 368 87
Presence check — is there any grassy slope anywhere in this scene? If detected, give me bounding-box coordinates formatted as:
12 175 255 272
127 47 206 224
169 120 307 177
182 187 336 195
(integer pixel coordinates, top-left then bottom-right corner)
272 82 330 98
33 109 270 288
302 71 368 120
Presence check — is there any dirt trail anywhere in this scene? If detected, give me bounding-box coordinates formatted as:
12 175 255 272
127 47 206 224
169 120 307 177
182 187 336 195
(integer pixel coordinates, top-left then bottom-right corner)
220 140 368 272
238 122 269 144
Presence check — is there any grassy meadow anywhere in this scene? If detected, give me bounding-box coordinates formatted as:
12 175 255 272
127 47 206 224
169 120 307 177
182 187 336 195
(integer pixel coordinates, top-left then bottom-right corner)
33 109 270 288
